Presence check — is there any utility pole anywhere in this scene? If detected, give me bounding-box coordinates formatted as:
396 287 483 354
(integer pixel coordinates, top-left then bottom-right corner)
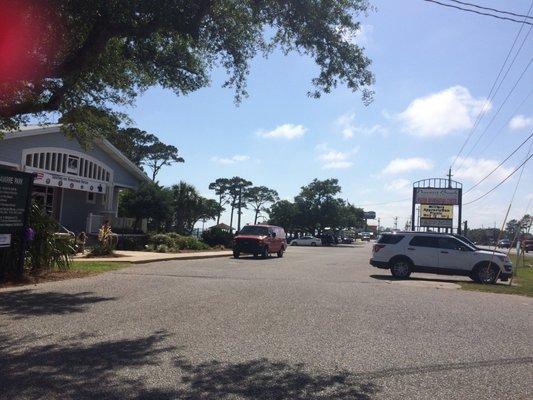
377 218 381 233
393 216 398 230
447 168 453 188
237 186 243 231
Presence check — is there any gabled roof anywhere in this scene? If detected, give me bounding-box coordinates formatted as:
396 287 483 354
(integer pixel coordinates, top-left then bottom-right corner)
3 124 151 183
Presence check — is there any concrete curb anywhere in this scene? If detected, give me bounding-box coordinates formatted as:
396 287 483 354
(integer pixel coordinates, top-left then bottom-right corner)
130 252 232 264
73 251 233 264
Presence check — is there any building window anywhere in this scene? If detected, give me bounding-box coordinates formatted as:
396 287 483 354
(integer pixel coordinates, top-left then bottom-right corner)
25 154 32 166
87 192 96 204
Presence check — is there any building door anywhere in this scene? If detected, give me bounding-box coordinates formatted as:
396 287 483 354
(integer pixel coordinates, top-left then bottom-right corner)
32 185 59 218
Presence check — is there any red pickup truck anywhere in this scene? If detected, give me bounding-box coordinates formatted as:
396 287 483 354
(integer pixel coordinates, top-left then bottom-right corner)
233 224 287 259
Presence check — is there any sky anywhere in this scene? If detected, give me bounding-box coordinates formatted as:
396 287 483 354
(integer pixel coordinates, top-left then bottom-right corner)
119 0 533 230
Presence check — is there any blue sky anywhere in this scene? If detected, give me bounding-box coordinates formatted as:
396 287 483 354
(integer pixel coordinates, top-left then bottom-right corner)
121 0 533 229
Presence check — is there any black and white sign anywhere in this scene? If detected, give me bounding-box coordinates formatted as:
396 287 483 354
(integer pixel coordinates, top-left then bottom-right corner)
420 218 453 228
0 168 33 234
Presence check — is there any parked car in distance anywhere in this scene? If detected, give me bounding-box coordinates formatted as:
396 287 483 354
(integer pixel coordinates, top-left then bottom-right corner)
341 237 354 244
498 239 511 248
233 224 287 259
370 232 513 284
291 236 322 246
360 233 371 242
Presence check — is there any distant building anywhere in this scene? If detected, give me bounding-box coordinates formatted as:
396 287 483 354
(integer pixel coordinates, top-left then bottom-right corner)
0 125 150 233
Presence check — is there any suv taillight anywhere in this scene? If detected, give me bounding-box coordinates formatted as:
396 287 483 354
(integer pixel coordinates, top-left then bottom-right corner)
373 244 385 253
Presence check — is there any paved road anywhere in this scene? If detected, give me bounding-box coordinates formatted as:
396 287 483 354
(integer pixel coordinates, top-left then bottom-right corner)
1 243 531 399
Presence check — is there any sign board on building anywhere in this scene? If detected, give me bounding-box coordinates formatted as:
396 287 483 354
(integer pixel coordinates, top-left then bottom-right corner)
364 211 376 220
420 204 453 219
0 169 33 234
0 234 11 247
420 218 453 228
414 188 460 205
25 167 107 194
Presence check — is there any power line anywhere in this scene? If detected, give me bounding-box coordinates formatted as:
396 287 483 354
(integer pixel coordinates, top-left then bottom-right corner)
449 0 533 20
463 151 533 205
456 56 533 168
476 87 533 156
450 1 533 171
464 131 533 194
423 0 533 26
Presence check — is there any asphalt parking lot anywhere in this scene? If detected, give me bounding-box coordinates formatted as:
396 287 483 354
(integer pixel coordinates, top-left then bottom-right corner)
1 243 531 400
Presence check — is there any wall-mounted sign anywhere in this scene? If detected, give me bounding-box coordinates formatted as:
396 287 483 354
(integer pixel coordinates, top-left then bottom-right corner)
364 211 376 220
25 167 106 194
420 218 453 228
0 168 34 234
67 155 79 175
420 204 453 219
0 234 11 247
414 188 459 205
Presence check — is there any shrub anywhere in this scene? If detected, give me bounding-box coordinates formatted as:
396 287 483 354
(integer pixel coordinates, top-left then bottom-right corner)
117 235 147 251
202 228 234 248
148 233 209 251
156 244 169 253
149 234 175 247
26 204 76 273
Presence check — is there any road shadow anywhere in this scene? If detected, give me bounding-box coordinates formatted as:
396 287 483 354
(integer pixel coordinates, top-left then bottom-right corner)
0 331 378 400
1 328 531 400
151 358 379 400
0 289 116 318
0 330 176 400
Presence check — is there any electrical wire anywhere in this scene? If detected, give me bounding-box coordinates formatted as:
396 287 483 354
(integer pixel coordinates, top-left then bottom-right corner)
449 0 533 20
449 1 533 172
423 0 533 26
463 151 533 205
476 87 533 156
455 57 533 169
464 131 533 194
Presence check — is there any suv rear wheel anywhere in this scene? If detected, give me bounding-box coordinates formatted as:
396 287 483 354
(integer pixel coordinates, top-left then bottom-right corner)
262 246 269 259
233 251 240 259
472 263 499 284
390 258 412 279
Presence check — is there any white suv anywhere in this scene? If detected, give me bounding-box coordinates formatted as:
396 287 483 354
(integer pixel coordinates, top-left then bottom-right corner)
370 232 513 284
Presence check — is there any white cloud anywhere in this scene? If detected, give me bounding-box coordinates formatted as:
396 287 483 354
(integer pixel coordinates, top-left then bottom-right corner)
211 154 250 165
398 86 489 137
453 157 513 182
509 115 533 130
257 124 306 139
317 145 359 169
382 157 433 175
337 24 374 46
336 112 388 139
385 178 411 193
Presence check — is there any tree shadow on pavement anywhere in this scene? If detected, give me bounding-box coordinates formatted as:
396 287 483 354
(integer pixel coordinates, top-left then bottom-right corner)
0 289 116 318
151 358 379 400
0 330 379 400
0 330 176 400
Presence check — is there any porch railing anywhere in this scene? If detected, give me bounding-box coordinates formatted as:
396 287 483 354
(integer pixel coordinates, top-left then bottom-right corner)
86 213 148 235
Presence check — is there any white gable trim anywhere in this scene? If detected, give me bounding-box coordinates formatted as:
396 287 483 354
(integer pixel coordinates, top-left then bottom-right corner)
3 124 150 183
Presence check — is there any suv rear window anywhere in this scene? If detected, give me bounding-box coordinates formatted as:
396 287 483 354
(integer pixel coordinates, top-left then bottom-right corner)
239 226 269 236
409 235 439 247
377 234 404 244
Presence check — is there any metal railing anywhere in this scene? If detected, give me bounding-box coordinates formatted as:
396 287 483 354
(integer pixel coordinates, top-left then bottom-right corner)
86 213 147 235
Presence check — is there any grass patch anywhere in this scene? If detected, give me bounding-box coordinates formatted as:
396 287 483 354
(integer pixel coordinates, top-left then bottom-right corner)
459 254 533 297
70 261 131 273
